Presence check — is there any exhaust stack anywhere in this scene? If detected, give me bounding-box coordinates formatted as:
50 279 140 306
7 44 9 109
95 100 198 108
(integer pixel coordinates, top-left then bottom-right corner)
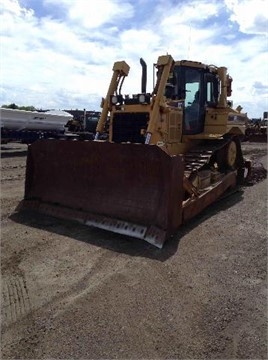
140 58 147 93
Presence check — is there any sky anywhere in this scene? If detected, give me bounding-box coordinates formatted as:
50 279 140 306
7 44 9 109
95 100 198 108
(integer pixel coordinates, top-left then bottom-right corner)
0 0 267 118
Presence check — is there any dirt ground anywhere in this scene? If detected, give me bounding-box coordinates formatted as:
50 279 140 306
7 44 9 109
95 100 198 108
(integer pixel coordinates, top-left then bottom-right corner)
1 141 267 359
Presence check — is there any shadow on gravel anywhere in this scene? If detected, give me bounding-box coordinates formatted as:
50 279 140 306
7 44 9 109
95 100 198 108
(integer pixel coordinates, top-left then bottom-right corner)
1 150 28 158
1 145 24 150
10 189 244 262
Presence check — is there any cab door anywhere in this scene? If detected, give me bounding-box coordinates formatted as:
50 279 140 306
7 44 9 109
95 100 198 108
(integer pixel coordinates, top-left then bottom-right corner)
183 67 206 135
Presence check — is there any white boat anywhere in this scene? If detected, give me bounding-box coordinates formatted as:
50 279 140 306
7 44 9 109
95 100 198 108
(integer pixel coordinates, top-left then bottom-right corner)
0 108 73 132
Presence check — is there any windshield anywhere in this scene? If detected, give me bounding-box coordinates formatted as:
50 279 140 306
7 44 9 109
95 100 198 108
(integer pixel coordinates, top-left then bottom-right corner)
164 65 202 101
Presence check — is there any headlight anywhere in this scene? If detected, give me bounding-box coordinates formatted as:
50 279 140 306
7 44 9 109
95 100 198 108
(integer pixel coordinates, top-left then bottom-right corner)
139 94 146 103
110 95 123 105
111 95 118 104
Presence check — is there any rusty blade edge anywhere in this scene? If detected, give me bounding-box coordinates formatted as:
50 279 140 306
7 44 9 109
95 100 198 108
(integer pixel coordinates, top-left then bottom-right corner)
17 200 166 248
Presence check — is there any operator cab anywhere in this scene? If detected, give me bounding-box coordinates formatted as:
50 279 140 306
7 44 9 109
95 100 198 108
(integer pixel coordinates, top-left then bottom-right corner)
165 63 219 135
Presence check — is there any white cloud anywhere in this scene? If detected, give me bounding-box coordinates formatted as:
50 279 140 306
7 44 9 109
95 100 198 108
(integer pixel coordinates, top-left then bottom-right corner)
44 0 134 28
224 0 268 35
0 0 267 117
0 0 26 15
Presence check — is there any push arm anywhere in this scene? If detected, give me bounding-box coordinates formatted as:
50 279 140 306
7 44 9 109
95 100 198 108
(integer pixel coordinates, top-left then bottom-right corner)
95 61 130 138
145 55 174 143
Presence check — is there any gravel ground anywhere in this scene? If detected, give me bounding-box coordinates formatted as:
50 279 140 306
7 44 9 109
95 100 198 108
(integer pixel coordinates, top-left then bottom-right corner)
1 141 267 359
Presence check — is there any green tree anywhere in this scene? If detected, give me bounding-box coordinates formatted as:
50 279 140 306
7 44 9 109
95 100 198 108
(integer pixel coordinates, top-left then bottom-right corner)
1 103 18 109
1 103 37 111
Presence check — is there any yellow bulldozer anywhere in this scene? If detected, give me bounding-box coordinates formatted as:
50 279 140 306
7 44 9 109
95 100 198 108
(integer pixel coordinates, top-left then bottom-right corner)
20 54 250 248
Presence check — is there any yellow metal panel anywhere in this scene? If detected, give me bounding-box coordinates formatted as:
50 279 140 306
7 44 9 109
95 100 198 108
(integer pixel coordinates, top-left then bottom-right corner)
157 55 174 66
167 111 182 143
112 61 130 75
165 141 194 155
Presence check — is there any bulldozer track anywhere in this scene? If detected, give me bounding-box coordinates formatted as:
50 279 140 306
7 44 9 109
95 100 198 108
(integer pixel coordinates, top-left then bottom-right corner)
184 138 229 176
2 275 31 327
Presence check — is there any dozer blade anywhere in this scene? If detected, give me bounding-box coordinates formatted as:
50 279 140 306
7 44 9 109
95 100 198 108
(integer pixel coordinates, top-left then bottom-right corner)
20 139 184 248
